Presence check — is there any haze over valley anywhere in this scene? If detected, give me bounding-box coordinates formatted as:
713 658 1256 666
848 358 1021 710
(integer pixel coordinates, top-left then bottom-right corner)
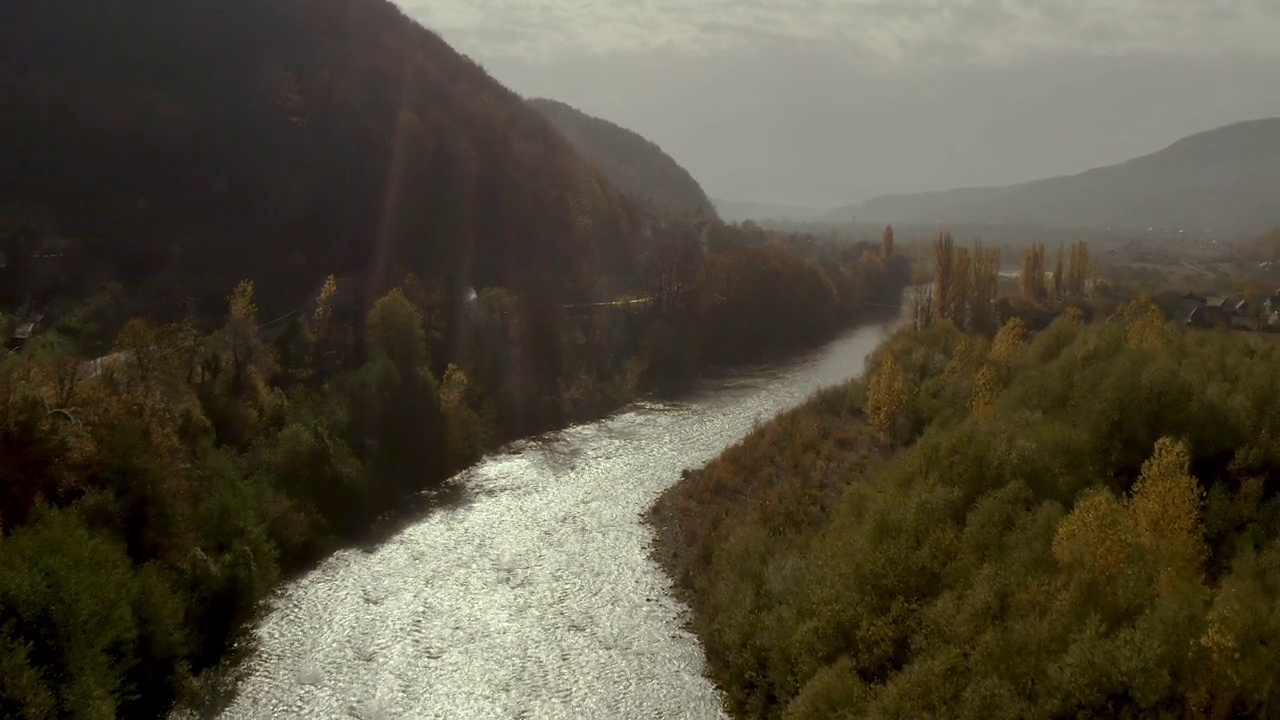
403 0 1280 223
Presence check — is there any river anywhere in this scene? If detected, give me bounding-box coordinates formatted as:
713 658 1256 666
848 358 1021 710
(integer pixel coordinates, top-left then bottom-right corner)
212 308 905 720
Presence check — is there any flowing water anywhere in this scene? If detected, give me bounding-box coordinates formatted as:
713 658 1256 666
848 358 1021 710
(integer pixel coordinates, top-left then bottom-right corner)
215 309 905 720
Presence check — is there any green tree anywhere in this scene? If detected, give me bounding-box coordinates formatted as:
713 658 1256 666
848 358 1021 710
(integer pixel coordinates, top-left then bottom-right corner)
365 287 427 375
0 508 143 719
353 287 445 493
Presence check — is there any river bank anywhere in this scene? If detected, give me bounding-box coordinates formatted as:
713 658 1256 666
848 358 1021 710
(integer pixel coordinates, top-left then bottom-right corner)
641 301 1280 719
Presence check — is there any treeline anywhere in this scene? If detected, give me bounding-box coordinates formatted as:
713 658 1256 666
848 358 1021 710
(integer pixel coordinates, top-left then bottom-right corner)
0 221 908 718
910 232 1099 334
652 286 1280 717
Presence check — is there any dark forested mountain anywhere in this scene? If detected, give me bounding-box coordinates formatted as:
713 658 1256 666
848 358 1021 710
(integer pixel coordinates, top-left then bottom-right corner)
827 118 1280 232
528 98 717 221
0 0 648 313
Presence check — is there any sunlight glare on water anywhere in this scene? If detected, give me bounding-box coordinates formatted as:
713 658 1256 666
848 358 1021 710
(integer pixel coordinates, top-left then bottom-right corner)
214 311 904 719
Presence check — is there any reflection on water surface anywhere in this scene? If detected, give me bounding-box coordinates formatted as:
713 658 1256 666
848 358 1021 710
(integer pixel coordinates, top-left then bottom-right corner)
214 313 903 719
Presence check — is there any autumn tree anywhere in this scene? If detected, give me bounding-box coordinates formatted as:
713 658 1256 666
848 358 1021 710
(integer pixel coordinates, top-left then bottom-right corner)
365 287 426 375
882 224 894 259
313 274 336 331
1053 487 1133 585
989 317 1027 367
1066 241 1091 297
969 242 1001 333
948 246 972 331
969 362 996 415
1123 294 1171 351
933 232 957 324
1052 244 1064 301
1020 242 1047 302
439 363 489 467
866 355 910 442
223 279 264 396
1129 437 1207 587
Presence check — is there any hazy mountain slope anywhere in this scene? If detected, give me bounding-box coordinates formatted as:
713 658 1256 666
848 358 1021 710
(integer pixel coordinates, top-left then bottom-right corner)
823 186 1008 224
528 98 717 220
713 199 835 223
835 118 1280 231
0 0 646 312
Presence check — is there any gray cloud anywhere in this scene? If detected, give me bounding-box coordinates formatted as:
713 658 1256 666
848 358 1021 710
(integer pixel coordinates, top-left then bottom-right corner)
405 0 1280 64
398 0 1280 206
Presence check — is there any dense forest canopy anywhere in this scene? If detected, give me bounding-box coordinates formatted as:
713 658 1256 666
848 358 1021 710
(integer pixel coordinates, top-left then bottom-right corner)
0 225 909 718
528 98 719 221
652 236 1280 718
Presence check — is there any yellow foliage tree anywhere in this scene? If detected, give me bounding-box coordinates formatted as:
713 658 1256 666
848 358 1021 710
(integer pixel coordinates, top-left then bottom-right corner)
440 363 486 466
988 317 1027 367
969 362 996 415
1052 487 1133 583
1130 437 1207 584
1061 306 1084 326
313 274 337 329
224 279 266 397
942 335 981 384
1065 241 1091 297
1020 243 1047 301
866 355 910 442
229 279 257 323
1123 295 1170 351
1054 437 1206 598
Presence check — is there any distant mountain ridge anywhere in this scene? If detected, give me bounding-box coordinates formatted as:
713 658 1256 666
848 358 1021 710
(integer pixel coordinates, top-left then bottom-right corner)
528 98 717 221
711 199 835 224
826 118 1280 232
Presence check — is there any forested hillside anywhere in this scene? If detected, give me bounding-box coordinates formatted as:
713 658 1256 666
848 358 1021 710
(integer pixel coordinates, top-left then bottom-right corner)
653 240 1280 718
0 1 918 716
0 0 646 314
0 226 909 718
528 98 718 220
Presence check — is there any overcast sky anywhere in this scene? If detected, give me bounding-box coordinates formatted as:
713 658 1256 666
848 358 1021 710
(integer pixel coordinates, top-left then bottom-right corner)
398 0 1280 207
